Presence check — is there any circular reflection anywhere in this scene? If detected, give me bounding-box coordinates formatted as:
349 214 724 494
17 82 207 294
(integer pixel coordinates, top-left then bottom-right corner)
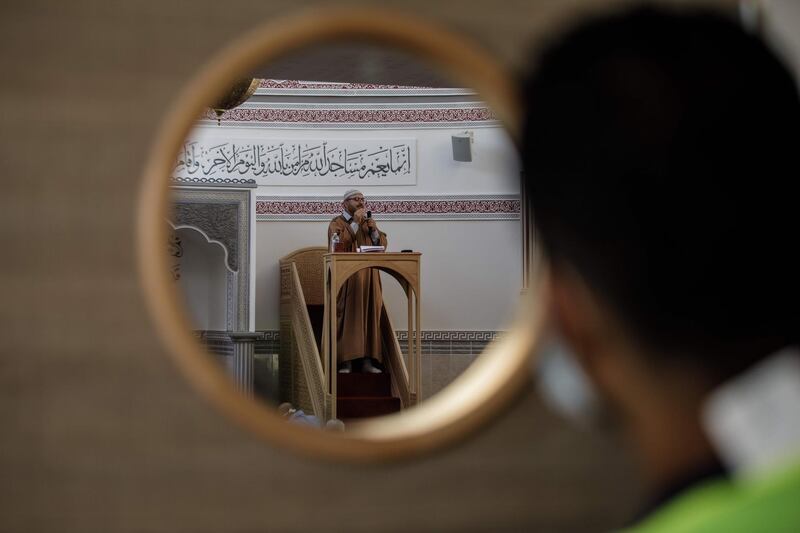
138 7 544 461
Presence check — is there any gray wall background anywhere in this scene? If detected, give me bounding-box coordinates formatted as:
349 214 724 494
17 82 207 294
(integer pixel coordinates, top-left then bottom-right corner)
2 0 749 531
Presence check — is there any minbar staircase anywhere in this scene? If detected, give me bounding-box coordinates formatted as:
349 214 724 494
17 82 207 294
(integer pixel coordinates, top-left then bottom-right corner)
337 372 401 421
280 246 413 423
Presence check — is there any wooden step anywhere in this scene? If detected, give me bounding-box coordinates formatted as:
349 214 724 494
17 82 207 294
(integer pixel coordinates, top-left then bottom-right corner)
337 372 392 398
337 396 401 420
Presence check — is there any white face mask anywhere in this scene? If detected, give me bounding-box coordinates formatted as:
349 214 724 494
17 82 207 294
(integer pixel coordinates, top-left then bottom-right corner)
533 333 601 428
702 346 800 479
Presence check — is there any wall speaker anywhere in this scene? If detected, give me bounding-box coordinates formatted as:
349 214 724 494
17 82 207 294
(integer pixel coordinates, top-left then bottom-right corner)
451 133 472 162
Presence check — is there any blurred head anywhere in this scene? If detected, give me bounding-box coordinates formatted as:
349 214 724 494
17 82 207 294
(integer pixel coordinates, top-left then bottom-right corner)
523 6 800 389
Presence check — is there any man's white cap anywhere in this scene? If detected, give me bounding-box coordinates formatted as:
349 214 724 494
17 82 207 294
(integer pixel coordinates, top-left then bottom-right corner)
343 189 363 201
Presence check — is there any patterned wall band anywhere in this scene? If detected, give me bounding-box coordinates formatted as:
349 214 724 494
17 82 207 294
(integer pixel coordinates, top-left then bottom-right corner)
171 177 257 188
394 330 502 342
260 79 433 89
261 330 281 341
205 79 494 128
203 106 496 126
201 330 500 342
198 330 502 358
256 194 520 221
255 80 476 96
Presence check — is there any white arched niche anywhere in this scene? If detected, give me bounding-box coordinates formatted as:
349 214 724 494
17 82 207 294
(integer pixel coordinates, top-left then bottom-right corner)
173 225 229 332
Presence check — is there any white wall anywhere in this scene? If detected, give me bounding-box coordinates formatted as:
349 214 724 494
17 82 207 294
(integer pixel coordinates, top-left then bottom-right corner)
184 88 524 333
252 122 523 332
255 218 523 331
176 227 229 331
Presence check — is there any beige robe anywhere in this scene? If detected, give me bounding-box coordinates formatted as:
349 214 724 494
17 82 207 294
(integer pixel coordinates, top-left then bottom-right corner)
327 215 388 363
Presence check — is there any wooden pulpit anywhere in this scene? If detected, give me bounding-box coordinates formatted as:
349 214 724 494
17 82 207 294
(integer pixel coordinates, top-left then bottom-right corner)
322 252 422 421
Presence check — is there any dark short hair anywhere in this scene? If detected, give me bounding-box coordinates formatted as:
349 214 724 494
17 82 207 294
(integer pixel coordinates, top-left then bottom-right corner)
522 6 800 375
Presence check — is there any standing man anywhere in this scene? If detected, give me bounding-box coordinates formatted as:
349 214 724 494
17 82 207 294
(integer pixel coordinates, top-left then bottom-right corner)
523 6 800 531
328 190 388 374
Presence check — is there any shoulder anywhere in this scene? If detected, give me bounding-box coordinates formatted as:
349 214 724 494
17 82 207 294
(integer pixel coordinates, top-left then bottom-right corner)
628 460 800 533
328 215 347 233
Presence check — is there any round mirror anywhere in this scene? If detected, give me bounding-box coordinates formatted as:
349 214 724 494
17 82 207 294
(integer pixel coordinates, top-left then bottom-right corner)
138 7 546 461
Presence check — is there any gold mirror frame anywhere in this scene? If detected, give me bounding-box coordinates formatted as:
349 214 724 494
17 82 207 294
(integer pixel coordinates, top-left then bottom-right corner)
137 6 547 462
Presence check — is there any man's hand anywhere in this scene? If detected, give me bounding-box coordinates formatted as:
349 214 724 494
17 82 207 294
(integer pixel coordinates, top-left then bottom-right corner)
365 217 377 231
354 208 366 224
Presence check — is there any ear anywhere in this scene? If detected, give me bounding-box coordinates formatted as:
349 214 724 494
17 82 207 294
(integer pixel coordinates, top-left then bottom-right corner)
547 266 605 376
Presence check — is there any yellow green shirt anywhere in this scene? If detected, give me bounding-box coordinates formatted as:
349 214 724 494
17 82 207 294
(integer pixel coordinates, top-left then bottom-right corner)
627 457 800 533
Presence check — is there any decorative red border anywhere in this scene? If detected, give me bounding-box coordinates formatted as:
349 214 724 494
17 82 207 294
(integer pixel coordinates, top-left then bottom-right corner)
204 107 495 124
258 80 432 90
256 199 519 216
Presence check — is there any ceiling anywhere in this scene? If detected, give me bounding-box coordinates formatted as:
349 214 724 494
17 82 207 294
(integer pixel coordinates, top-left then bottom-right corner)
250 41 462 88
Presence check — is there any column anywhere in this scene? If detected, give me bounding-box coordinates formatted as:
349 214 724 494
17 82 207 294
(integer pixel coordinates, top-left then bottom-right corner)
227 331 264 396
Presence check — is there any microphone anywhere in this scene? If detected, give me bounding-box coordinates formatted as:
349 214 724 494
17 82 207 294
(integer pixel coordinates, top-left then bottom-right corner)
367 210 372 219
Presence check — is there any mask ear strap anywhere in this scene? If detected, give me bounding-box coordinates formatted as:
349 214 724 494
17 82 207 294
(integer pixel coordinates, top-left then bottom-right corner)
534 335 600 427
